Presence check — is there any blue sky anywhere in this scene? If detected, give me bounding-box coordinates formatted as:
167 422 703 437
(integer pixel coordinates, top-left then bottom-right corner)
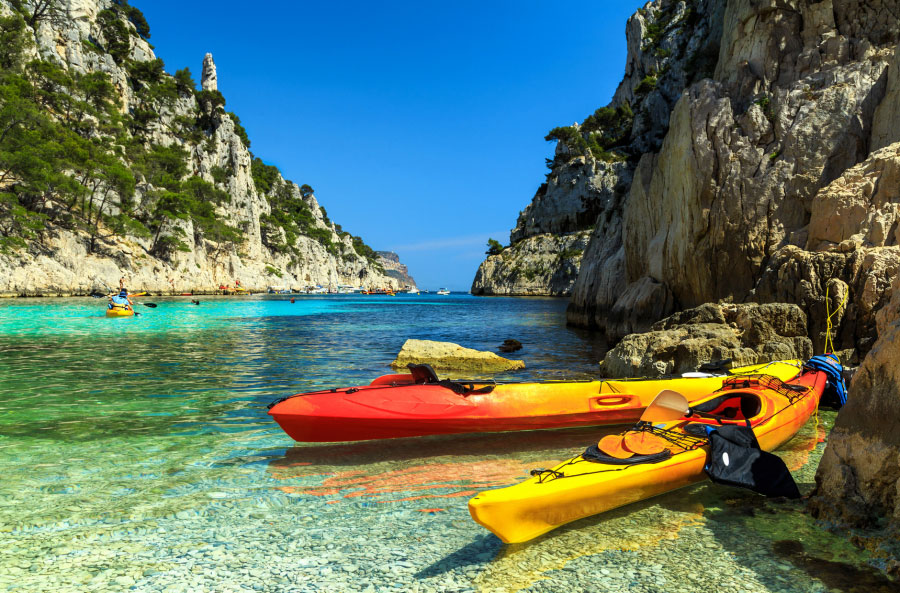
139 1 646 291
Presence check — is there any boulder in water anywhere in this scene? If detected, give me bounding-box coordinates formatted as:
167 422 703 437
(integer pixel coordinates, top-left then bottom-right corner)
498 339 523 353
392 339 525 373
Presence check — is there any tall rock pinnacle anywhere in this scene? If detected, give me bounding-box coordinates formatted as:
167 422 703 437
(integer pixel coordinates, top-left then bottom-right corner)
201 53 217 91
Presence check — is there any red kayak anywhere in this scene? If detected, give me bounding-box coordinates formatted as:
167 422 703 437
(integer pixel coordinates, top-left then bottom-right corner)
267 362 805 442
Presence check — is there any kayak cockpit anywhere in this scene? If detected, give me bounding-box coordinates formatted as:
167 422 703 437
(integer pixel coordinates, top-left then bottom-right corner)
690 392 762 421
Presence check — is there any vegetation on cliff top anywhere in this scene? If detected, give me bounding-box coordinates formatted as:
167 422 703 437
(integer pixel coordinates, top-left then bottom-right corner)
0 2 379 268
545 103 633 164
486 238 505 256
0 10 243 257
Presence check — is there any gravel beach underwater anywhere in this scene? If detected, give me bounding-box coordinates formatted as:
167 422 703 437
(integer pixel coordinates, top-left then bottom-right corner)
0 295 885 592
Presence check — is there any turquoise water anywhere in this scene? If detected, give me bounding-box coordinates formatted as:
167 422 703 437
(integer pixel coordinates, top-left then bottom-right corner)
0 295 889 592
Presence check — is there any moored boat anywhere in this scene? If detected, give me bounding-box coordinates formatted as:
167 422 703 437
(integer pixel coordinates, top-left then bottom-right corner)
267 360 805 442
467 367 826 543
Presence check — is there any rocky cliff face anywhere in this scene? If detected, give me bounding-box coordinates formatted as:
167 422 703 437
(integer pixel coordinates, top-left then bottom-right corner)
808 271 900 554
375 251 416 288
564 0 900 364
0 0 406 295
471 230 592 297
472 0 723 297
470 149 628 296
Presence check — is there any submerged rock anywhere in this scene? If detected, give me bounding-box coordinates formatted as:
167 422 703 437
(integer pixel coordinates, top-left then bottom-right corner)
498 339 522 353
601 302 812 378
391 339 525 373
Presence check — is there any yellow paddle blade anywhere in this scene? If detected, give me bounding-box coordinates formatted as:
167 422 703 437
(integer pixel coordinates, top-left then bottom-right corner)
640 389 689 422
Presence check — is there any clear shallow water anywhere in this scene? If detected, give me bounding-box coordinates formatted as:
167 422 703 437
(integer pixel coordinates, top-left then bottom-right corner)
0 294 889 592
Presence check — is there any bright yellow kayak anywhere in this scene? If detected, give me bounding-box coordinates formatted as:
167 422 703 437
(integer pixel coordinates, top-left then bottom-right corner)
468 366 825 543
105 306 134 317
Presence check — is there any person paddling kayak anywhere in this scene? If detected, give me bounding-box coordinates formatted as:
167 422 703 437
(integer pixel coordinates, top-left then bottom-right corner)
108 288 134 314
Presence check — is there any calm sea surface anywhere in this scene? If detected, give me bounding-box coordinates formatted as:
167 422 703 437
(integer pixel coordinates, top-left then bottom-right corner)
0 294 887 592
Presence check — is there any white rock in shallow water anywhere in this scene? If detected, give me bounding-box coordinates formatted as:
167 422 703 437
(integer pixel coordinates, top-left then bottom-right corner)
391 339 525 373
207 492 227 499
113 575 135 587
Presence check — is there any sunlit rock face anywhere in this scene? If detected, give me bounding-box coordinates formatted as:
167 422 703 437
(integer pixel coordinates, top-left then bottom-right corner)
600 302 812 378
201 52 217 91
471 232 593 297
376 251 417 288
472 0 722 297
0 0 405 295
562 0 900 360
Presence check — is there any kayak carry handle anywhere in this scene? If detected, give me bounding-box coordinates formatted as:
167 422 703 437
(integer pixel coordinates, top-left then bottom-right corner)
589 394 638 409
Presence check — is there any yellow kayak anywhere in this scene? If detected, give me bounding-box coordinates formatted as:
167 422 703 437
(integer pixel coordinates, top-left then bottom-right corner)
105 306 134 317
468 367 825 543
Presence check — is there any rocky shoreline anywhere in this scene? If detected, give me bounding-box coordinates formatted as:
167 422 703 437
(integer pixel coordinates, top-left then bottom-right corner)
469 0 900 570
0 0 410 298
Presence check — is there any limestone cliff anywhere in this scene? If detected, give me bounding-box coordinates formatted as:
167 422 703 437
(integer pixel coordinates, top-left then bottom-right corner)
0 0 407 295
375 251 416 288
561 0 900 365
471 0 723 297
471 231 591 297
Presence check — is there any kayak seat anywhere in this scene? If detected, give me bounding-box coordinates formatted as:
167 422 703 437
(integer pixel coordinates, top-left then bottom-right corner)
582 444 672 465
408 363 440 384
691 392 762 421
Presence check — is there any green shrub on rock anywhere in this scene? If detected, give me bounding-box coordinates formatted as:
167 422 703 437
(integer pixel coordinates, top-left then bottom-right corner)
635 75 657 95
486 238 505 256
97 9 131 64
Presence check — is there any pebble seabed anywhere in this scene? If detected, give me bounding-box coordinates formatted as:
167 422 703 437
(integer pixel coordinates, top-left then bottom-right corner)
0 296 896 593
6 413 896 593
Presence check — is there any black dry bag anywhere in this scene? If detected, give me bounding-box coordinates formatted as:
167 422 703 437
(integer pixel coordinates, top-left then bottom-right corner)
704 424 801 499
